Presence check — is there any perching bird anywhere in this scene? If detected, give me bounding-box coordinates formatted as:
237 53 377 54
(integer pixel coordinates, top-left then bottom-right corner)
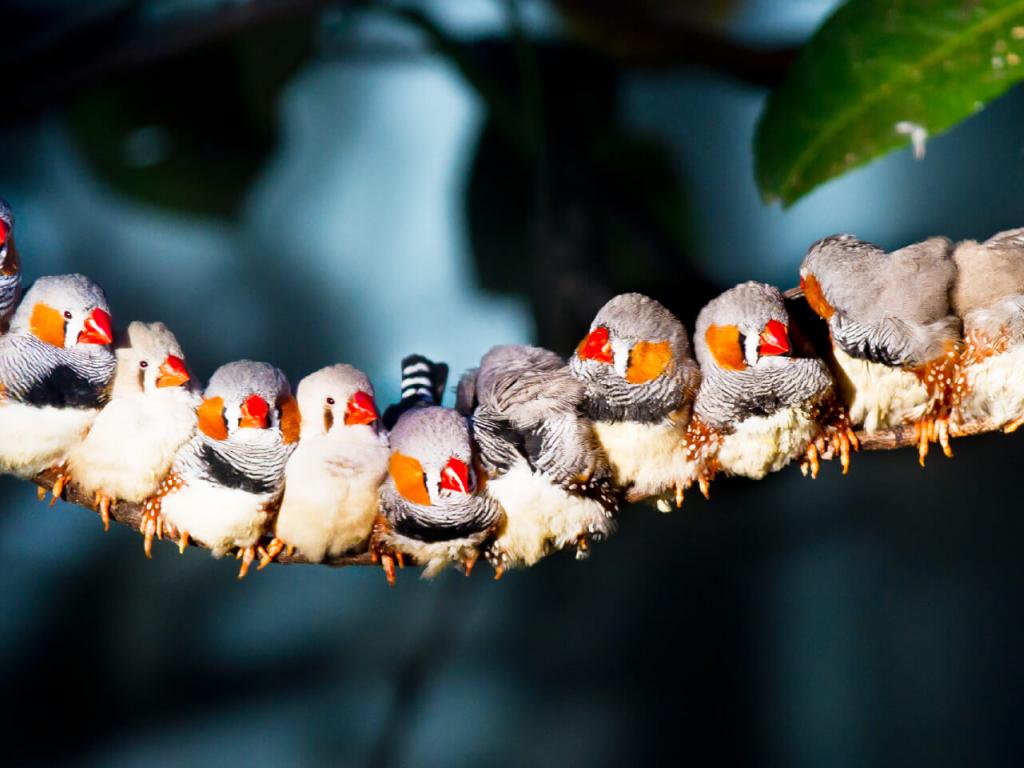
0 274 115 486
259 364 389 566
689 281 855 491
141 360 299 577
458 344 617 572
951 228 1024 432
65 322 197 532
800 234 959 464
0 199 22 333
372 357 502 584
569 292 701 507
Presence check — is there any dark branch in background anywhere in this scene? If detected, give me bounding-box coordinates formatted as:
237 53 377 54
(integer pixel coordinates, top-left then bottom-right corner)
4 0 797 119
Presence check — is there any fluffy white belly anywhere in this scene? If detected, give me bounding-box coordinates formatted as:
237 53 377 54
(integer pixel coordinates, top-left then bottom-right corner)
276 472 382 562
66 395 196 502
593 419 694 499
958 344 1024 426
487 464 615 567
832 346 929 431
0 402 97 478
717 406 818 480
161 482 273 556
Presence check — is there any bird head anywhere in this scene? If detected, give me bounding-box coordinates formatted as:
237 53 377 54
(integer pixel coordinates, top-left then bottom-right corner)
11 273 113 349
799 233 887 321
295 363 380 438
696 281 792 373
386 406 474 507
571 293 688 386
197 360 299 444
0 199 18 279
114 321 193 395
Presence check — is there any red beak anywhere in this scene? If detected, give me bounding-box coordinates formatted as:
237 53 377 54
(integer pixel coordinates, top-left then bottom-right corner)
239 394 270 429
156 355 190 388
0 220 8 246
78 308 113 346
577 326 613 364
439 457 470 495
344 391 378 425
758 319 790 357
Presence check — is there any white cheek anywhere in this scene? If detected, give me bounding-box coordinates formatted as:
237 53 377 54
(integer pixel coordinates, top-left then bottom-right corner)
224 402 241 429
65 316 84 348
744 332 760 365
612 337 630 378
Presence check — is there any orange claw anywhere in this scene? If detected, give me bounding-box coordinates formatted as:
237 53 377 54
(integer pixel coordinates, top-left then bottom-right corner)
381 554 396 586
674 482 684 509
802 442 820 479
237 546 257 579
49 469 68 507
463 554 477 577
94 493 112 532
257 538 286 570
1004 414 1024 434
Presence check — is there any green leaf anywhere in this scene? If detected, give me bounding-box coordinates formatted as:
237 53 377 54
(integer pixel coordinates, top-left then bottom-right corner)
755 0 1024 206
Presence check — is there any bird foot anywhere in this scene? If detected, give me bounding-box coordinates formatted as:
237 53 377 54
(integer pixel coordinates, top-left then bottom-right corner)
463 553 477 577
801 442 820 479
94 492 112 532
257 537 286 570
139 499 164 559
48 465 69 507
575 535 591 560
236 546 257 579
1004 414 1024 434
914 416 953 466
36 485 47 502
673 481 685 509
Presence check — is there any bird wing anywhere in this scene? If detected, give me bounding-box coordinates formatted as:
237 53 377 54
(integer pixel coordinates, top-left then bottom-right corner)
830 311 957 367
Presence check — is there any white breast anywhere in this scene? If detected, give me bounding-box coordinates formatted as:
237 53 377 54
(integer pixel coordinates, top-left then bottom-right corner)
161 482 273 556
275 431 389 562
593 419 694 499
487 464 614 567
0 402 98 478
66 391 197 502
831 346 930 431
958 344 1024 426
716 406 819 480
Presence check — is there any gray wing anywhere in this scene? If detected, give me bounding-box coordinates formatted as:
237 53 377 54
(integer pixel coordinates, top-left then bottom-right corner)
830 311 957 367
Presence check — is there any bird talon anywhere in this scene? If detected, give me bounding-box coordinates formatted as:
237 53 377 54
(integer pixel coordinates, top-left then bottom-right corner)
94 493 111 532
36 485 47 502
257 538 285 570
463 554 477 577
49 468 68 507
237 546 256 579
177 530 189 554
1004 415 1024 434
674 482 684 509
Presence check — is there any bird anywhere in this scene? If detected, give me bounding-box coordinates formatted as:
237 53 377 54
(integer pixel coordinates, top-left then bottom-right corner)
372 356 502 584
65 321 197 533
457 344 617 572
0 274 116 491
688 281 855 491
258 364 389 567
951 228 1024 432
0 199 22 333
140 360 299 577
800 234 960 465
568 292 701 508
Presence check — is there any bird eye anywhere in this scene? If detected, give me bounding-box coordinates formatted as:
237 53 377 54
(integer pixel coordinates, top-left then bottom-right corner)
139 360 149 369
63 310 73 320
326 397 335 406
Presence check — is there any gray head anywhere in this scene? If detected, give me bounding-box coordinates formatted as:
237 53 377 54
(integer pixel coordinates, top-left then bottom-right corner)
112 321 194 397
198 360 298 443
569 292 699 422
295 363 380 438
801 234 954 324
952 228 1024 317
387 406 476 506
694 282 791 373
9 274 113 349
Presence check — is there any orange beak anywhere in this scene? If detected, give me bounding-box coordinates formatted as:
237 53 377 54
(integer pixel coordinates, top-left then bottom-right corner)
344 391 378 425
156 355 190 388
78 308 113 346
239 394 269 429
758 319 790 357
577 326 613 364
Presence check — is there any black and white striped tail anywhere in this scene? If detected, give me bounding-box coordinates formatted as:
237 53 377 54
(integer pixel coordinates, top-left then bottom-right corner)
382 354 450 429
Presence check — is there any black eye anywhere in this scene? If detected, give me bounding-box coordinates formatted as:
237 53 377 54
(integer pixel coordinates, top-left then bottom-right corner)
326 397 335 405
139 360 149 369
63 310 72 320
738 333 748 354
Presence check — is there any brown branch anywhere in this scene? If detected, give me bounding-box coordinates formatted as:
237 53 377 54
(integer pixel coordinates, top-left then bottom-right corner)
27 409 1005 570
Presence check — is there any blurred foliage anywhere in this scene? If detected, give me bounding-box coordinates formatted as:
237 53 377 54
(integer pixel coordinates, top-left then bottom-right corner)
756 0 1024 206
67 18 315 217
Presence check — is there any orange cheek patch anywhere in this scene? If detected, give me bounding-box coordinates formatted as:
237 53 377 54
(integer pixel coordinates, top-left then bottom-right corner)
390 452 431 506
705 324 746 371
279 395 301 444
801 273 834 320
626 340 673 384
29 303 66 347
197 397 229 440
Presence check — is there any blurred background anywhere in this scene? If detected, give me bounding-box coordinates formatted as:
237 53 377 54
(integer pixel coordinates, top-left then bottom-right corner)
2 1 1023 765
